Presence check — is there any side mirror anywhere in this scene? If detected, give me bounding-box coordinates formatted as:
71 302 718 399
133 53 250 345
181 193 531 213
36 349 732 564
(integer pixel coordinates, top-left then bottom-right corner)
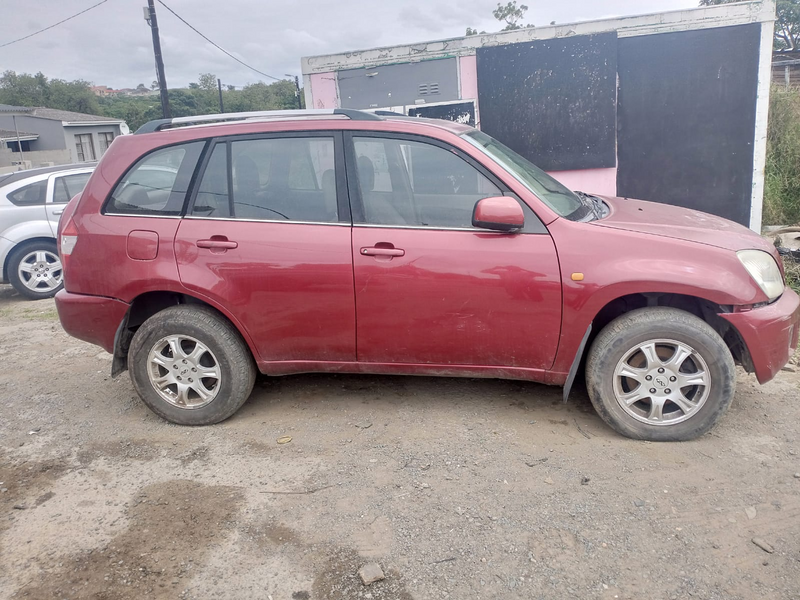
472 196 524 232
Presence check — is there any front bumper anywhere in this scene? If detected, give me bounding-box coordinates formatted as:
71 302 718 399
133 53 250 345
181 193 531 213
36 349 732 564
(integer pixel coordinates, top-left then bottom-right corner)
55 290 130 354
721 288 800 384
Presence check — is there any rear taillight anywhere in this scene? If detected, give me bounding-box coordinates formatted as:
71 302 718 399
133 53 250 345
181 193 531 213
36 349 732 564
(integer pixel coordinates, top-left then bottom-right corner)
60 218 78 257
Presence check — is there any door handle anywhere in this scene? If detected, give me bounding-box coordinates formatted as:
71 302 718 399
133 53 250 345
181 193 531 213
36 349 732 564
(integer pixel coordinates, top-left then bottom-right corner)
52 209 64 215
197 238 238 250
361 246 405 257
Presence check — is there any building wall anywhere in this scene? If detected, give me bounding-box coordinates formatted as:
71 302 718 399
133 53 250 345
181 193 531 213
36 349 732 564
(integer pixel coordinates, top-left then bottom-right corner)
337 58 459 109
308 73 338 109
63 124 123 163
302 0 775 230
0 116 67 151
0 147 72 168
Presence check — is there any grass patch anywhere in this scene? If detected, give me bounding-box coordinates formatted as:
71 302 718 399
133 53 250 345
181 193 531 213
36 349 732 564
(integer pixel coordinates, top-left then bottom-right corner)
764 87 800 226
782 255 800 295
19 308 59 321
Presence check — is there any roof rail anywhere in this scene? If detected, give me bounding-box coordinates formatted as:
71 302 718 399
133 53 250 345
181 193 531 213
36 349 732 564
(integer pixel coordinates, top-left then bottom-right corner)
134 108 381 134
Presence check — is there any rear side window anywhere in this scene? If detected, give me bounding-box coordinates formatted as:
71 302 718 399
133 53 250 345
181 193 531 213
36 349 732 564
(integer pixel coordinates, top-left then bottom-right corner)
53 173 92 204
7 180 47 206
106 142 204 215
191 137 337 223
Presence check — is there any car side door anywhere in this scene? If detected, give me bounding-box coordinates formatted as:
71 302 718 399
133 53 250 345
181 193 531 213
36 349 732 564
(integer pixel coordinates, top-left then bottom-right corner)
174 131 356 364
1 176 49 235
47 170 93 235
347 132 562 371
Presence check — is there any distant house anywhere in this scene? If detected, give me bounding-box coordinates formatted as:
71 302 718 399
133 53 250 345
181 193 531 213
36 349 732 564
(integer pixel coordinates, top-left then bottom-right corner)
90 85 119 97
0 104 128 169
772 51 800 88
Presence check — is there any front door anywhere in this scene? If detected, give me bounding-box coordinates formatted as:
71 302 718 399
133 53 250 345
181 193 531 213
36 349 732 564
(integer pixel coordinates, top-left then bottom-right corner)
347 133 562 370
175 133 356 363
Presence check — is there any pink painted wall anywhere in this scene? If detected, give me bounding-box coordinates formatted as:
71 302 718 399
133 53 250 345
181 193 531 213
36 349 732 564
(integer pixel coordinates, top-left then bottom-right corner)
309 72 338 109
459 55 478 100
459 55 479 126
547 168 617 196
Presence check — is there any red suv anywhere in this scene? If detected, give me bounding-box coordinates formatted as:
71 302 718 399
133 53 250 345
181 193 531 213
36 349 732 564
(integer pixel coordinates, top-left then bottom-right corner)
55 109 799 441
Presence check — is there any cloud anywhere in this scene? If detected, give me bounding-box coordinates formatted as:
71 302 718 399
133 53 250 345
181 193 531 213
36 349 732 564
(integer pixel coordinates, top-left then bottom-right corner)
0 0 698 89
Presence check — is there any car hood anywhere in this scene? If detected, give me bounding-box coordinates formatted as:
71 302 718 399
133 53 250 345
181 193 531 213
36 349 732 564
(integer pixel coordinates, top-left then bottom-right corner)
591 196 774 253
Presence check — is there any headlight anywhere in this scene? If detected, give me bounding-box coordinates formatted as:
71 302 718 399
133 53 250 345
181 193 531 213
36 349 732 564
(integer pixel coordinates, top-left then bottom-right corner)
737 249 784 301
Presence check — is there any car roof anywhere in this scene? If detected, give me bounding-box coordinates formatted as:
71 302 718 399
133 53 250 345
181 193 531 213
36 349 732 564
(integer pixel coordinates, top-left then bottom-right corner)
0 163 95 187
134 108 474 137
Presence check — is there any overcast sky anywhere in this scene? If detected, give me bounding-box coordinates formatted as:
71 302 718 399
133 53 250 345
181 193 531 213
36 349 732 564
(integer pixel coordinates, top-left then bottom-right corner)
0 0 698 90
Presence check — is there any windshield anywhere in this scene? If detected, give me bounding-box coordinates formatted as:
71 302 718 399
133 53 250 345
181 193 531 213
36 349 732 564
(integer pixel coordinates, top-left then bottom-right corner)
462 130 590 220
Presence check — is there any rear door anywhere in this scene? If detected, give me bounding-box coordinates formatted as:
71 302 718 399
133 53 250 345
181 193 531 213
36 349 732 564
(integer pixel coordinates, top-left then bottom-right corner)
174 132 356 363
1 176 49 236
47 170 93 235
347 132 562 370
67 141 205 300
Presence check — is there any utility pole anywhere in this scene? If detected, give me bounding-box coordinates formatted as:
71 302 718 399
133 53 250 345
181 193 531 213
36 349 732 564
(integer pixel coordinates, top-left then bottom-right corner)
285 74 302 110
217 78 224 113
11 115 25 167
145 0 171 119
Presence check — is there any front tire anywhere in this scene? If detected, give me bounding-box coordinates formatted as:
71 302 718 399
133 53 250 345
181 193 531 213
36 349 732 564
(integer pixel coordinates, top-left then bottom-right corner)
585 307 735 441
7 240 63 300
128 305 256 425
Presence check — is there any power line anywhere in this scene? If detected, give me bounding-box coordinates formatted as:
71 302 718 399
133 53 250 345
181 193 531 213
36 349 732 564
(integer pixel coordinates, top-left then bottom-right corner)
0 0 110 49
156 0 281 82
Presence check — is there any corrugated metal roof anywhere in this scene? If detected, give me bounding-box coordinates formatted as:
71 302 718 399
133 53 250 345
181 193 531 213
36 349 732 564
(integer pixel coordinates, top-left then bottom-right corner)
0 128 39 139
0 104 121 123
0 104 34 113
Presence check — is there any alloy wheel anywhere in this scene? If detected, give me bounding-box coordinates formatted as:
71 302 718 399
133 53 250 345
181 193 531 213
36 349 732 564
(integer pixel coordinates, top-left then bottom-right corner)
146 334 221 409
612 338 710 426
17 249 62 293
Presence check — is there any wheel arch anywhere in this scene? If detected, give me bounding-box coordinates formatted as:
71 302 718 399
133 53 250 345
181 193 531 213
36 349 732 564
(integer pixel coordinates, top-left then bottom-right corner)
561 291 752 391
111 290 261 377
3 235 57 282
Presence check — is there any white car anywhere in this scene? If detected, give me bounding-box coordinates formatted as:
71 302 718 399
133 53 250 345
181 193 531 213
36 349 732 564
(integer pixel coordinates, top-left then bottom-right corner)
0 164 94 300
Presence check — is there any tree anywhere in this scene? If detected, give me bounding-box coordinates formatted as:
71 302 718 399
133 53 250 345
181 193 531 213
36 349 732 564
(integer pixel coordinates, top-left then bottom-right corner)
465 1 530 36
136 83 147 92
0 70 100 114
700 0 800 50
493 1 530 31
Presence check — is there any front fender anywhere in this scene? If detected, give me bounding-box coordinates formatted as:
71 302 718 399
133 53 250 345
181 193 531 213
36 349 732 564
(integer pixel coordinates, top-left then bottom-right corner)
547 219 765 377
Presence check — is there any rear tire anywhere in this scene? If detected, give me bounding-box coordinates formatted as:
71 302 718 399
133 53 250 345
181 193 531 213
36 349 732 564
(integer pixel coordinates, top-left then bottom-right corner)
128 305 256 425
8 240 63 300
585 307 735 441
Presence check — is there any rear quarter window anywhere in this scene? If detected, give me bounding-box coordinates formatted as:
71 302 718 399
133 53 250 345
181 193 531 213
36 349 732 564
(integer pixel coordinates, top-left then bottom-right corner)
7 179 47 206
105 141 205 216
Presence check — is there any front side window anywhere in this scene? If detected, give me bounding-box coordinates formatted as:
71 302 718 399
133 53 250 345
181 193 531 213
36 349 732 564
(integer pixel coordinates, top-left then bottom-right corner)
53 173 92 204
191 137 338 223
462 130 590 221
106 142 204 215
75 134 95 162
7 179 47 206
353 136 501 228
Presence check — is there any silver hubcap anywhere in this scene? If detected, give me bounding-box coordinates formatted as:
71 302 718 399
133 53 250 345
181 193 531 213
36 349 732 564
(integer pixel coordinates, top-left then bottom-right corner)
613 339 710 426
18 250 62 292
147 335 221 409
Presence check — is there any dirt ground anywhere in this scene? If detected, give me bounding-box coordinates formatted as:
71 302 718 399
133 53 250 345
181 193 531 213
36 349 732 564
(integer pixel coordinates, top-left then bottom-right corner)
0 283 798 600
